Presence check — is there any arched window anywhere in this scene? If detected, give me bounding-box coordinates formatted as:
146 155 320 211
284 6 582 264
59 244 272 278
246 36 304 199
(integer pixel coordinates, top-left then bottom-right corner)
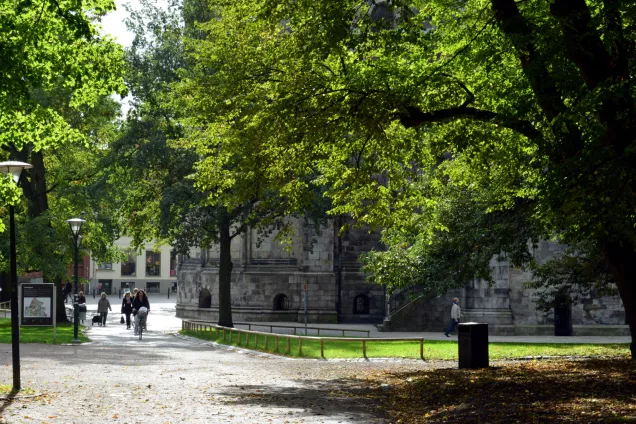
353 294 370 314
198 288 211 308
273 293 290 311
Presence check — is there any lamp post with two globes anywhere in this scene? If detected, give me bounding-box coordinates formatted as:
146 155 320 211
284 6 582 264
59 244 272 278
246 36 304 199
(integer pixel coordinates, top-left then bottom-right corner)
0 161 33 392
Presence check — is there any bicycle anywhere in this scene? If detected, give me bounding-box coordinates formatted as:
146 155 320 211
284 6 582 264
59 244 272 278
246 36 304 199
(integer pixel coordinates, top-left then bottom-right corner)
136 309 148 340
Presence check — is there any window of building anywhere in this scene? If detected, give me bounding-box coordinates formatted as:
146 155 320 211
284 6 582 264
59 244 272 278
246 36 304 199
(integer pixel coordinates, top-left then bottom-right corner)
353 294 370 314
98 280 113 295
146 282 160 293
121 251 136 276
97 262 112 270
273 293 290 311
146 251 161 277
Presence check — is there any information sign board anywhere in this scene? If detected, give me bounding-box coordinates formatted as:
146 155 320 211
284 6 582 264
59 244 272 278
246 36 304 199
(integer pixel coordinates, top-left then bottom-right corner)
21 284 54 326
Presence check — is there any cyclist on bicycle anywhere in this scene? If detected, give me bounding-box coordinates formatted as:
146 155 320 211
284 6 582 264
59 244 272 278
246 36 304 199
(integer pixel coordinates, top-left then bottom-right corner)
132 289 150 336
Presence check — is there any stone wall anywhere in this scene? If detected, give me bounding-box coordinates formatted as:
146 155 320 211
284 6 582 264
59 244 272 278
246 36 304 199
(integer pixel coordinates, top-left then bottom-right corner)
385 241 627 334
176 222 627 334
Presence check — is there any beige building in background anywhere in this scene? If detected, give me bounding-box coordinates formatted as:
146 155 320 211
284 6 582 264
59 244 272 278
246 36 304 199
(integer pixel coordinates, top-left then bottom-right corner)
90 236 178 296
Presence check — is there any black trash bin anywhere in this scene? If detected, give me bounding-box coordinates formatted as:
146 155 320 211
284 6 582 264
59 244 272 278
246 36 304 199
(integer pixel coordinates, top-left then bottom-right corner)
458 323 489 369
554 304 573 336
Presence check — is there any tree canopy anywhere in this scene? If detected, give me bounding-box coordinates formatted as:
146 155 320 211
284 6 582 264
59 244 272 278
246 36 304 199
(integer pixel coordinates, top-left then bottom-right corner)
0 0 127 295
182 0 636 357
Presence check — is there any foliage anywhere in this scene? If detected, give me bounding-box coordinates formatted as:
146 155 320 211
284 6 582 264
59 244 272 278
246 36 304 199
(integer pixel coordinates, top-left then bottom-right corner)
187 0 636 353
0 0 127 283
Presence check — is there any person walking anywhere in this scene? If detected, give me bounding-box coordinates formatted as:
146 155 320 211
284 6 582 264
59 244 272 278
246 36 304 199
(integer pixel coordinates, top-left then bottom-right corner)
121 292 133 329
444 297 462 337
97 292 112 327
78 291 87 324
64 281 72 304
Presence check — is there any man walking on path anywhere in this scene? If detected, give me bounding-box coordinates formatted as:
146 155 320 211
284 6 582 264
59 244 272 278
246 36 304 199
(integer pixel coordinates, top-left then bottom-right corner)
444 297 462 337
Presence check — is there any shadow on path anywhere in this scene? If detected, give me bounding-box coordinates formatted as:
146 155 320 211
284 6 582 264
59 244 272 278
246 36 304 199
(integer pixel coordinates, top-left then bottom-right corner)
216 379 385 422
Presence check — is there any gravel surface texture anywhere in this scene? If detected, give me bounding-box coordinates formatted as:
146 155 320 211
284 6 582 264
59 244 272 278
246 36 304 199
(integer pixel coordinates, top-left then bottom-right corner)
0 301 437 424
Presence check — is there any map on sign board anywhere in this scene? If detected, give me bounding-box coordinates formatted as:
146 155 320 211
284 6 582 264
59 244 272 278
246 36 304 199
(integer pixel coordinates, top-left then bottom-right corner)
24 297 50 318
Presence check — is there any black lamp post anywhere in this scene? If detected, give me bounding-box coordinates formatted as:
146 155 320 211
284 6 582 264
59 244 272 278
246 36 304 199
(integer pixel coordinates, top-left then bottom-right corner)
0 161 33 392
66 216 85 343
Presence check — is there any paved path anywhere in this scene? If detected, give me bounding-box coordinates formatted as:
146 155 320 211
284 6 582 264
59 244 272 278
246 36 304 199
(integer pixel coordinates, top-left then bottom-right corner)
0 297 629 423
0 298 433 424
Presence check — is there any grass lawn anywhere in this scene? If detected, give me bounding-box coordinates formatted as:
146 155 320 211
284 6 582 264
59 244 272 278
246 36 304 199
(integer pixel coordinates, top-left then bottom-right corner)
364 359 636 423
0 318 90 344
180 328 630 360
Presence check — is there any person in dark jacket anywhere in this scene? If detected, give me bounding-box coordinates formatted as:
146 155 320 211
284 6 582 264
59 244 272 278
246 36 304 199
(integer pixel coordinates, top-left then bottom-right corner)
78 291 87 323
121 292 133 329
132 290 150 335
64 282 72 303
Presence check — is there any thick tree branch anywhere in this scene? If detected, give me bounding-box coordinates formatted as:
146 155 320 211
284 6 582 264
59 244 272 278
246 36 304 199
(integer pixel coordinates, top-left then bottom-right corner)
549 0 612 89
398 105 542 141
602 0 629 81
491 0 567 121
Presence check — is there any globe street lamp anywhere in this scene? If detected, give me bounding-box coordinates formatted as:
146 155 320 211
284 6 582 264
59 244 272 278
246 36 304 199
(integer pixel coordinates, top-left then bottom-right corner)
66 216 86 343
0 161 33 391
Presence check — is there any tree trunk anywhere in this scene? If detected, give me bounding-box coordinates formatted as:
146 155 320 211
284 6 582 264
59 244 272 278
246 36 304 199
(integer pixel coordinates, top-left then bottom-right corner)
55 278 69 324
603 241 636 360
0 272 9 303
217 207 233 327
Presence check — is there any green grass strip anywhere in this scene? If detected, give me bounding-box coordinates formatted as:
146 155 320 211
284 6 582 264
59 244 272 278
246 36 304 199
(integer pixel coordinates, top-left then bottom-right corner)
0 318 90 344
180 328 630 360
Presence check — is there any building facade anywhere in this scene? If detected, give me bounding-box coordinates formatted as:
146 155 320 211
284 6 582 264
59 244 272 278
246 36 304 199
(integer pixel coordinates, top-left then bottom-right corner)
176 221 628 335
176 219 386 324
90 237 177 296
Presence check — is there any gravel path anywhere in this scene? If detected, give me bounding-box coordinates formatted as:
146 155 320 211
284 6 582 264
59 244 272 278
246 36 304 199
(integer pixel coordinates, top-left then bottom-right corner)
0 302 436 423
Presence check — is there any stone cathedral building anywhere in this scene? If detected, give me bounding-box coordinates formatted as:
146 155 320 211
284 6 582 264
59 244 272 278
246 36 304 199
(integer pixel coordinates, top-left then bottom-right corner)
176 219 628 335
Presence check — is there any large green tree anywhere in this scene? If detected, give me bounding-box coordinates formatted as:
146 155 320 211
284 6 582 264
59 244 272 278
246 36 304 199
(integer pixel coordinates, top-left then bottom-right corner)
116 0 326 327
0 0 126 317
184 0 636 358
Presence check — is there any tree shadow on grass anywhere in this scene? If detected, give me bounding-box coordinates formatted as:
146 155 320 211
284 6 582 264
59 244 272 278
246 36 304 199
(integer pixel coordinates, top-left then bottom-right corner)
216 379 386 423
371 358 636 423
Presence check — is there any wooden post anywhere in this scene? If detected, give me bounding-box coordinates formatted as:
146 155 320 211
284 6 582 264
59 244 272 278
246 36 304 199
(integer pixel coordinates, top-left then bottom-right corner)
246 332 249 348
230 329 233 344
420 339 425 361
298 338 303 356
362 340 367 359
264 335 268 350
287 337 291 354
275 336 279 351
320 339 325 359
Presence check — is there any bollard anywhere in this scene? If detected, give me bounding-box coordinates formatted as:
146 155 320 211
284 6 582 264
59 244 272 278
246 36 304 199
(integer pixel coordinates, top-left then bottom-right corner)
167 287 170 299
